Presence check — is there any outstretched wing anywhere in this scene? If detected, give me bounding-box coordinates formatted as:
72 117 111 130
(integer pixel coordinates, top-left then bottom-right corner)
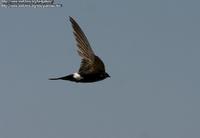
69 16 95 64
69 17 106 75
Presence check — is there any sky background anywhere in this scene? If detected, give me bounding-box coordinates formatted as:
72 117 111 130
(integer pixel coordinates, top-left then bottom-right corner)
0 0 200 138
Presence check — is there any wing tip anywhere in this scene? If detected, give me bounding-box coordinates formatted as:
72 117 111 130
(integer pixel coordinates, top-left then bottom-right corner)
69 16 75 23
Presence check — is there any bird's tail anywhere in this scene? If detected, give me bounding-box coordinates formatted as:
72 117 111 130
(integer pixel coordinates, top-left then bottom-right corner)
49 74 74 81
49 77 61 80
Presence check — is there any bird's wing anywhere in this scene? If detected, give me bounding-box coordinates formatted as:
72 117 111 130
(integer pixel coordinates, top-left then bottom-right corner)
69 16 95 64
79 56 106 75
78 59 93 74
69 17 106 75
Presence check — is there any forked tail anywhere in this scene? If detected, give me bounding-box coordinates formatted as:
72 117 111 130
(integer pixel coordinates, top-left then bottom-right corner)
49 77 61 80
49 74 74 81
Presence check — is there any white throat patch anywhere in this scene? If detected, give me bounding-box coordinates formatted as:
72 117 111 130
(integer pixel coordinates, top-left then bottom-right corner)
73 73 83 80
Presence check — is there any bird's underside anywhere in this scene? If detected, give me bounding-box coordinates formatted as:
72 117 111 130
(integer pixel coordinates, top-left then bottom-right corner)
49 73 107 83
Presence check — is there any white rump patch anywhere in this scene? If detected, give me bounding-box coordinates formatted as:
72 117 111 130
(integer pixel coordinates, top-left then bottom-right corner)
73 73 83 80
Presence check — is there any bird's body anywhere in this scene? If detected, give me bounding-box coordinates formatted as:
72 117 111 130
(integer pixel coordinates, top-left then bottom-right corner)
49 73 108 83
49 17 110 83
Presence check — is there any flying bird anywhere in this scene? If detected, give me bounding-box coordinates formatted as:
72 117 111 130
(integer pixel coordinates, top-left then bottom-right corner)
49 16 110 83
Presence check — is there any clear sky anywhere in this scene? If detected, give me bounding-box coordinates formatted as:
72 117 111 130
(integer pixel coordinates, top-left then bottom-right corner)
0 0 200 138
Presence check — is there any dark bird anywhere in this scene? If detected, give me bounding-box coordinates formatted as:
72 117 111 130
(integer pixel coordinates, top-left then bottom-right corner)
49 16 110 83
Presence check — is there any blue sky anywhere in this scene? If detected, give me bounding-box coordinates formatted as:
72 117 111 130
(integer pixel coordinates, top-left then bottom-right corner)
0 0 200 138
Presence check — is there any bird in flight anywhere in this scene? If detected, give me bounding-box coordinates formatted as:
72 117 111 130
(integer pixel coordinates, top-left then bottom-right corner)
49 16 110 83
